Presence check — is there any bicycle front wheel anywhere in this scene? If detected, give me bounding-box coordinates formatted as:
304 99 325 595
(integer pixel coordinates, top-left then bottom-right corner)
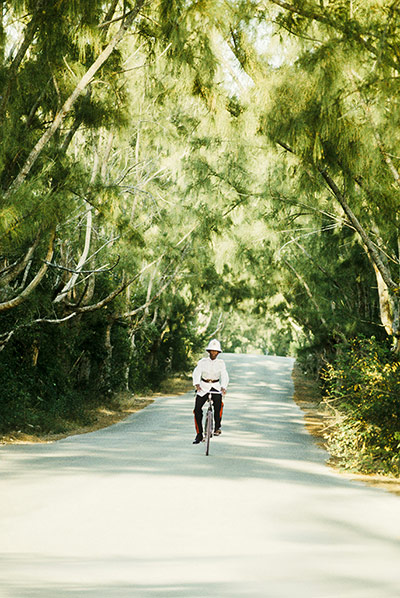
205 409 213 456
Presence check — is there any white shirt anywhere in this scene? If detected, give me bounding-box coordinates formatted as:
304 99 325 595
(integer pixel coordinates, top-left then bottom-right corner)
192 356 229 396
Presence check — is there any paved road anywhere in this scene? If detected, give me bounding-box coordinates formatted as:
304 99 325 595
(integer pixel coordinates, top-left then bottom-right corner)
1 354 400 598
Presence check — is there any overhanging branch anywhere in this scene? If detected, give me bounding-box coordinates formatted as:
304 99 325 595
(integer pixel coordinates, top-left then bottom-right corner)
276 139 398 293
44 256 120 274
0 229 56 312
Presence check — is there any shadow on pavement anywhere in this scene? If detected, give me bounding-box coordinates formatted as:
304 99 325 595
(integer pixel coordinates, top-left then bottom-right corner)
2 554 400 598
2 356 400 598
0 355 342 490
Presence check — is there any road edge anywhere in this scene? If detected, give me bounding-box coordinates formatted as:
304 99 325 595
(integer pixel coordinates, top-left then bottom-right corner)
292 361 400 497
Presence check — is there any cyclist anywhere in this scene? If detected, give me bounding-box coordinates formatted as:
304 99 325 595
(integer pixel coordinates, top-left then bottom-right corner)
192 339 229 444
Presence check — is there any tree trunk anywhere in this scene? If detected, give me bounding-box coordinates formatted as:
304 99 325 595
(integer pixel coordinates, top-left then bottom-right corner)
100 318 114 394
372 263 393 336
123 329 136 391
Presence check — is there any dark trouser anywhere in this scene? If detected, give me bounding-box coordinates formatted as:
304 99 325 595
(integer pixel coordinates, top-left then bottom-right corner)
193 390 224 436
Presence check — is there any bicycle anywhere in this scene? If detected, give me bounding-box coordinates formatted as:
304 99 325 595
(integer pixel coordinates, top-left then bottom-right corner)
204 391 219 456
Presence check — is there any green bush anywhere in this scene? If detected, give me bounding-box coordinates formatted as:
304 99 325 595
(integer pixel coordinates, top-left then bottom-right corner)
322 336 400 475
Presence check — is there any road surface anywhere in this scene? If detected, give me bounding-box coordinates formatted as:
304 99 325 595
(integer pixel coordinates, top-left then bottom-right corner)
1 354 400 597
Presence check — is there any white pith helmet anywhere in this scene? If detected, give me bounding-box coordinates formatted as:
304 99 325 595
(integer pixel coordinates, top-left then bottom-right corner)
206 339 222 353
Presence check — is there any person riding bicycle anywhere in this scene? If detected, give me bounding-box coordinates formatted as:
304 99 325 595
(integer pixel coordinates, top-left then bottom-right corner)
192 339 229 444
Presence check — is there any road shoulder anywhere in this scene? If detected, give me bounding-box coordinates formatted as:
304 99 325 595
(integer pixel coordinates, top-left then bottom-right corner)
1 374 192 446
292 361 400 497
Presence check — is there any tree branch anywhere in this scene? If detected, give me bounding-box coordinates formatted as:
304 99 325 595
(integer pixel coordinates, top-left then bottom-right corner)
0 230 41 288
0 0 46 120
6 0 146 198
269 0 399 71
318 168 398 292
53 139 100 304
44 256 120 275
0 312 78 352
122 262 183 319
0 229 56 312
276 140 398 293
283 257 328 327
72 254 162 314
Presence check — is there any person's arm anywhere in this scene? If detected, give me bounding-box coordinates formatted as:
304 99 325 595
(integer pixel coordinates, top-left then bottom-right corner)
220 361 229 395
192 360 202 392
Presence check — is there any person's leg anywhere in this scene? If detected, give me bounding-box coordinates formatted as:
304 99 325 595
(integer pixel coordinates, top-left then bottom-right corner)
212 393 223 432
193 394 207 439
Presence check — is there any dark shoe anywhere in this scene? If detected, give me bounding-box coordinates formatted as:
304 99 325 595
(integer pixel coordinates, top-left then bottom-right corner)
193 434 203 444
214 429 221 436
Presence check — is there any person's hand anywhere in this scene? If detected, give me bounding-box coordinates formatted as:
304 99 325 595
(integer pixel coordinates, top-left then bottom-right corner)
221 387 227 396
195 384 201 392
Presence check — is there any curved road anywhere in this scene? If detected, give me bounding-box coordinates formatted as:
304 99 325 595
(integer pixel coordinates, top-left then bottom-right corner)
1 354 400 597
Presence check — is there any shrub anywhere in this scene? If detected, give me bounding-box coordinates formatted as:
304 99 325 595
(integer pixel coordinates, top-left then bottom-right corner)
321 336 400 475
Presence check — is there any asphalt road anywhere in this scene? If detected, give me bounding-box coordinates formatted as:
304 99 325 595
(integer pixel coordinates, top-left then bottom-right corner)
1 354 400 598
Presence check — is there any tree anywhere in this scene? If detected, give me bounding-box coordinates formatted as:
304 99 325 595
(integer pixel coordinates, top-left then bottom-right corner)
1 0 266 434
211 0 400 351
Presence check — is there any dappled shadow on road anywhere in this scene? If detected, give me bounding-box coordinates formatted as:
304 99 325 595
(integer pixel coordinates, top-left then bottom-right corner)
3 356 400 598
0 355 353 492
2 553 400 598
0 579 257 598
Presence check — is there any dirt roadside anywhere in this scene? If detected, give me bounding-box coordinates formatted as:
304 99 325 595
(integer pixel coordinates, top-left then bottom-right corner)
0 375 193 446
292 362 400 497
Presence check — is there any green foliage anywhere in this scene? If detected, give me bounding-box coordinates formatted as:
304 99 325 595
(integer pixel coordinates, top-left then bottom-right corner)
0 322 90 434
126 296 197 392
322 337 400 475
3 0 400 464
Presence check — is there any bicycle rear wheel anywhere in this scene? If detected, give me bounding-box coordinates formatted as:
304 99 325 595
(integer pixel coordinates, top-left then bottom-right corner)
205 408 213 456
